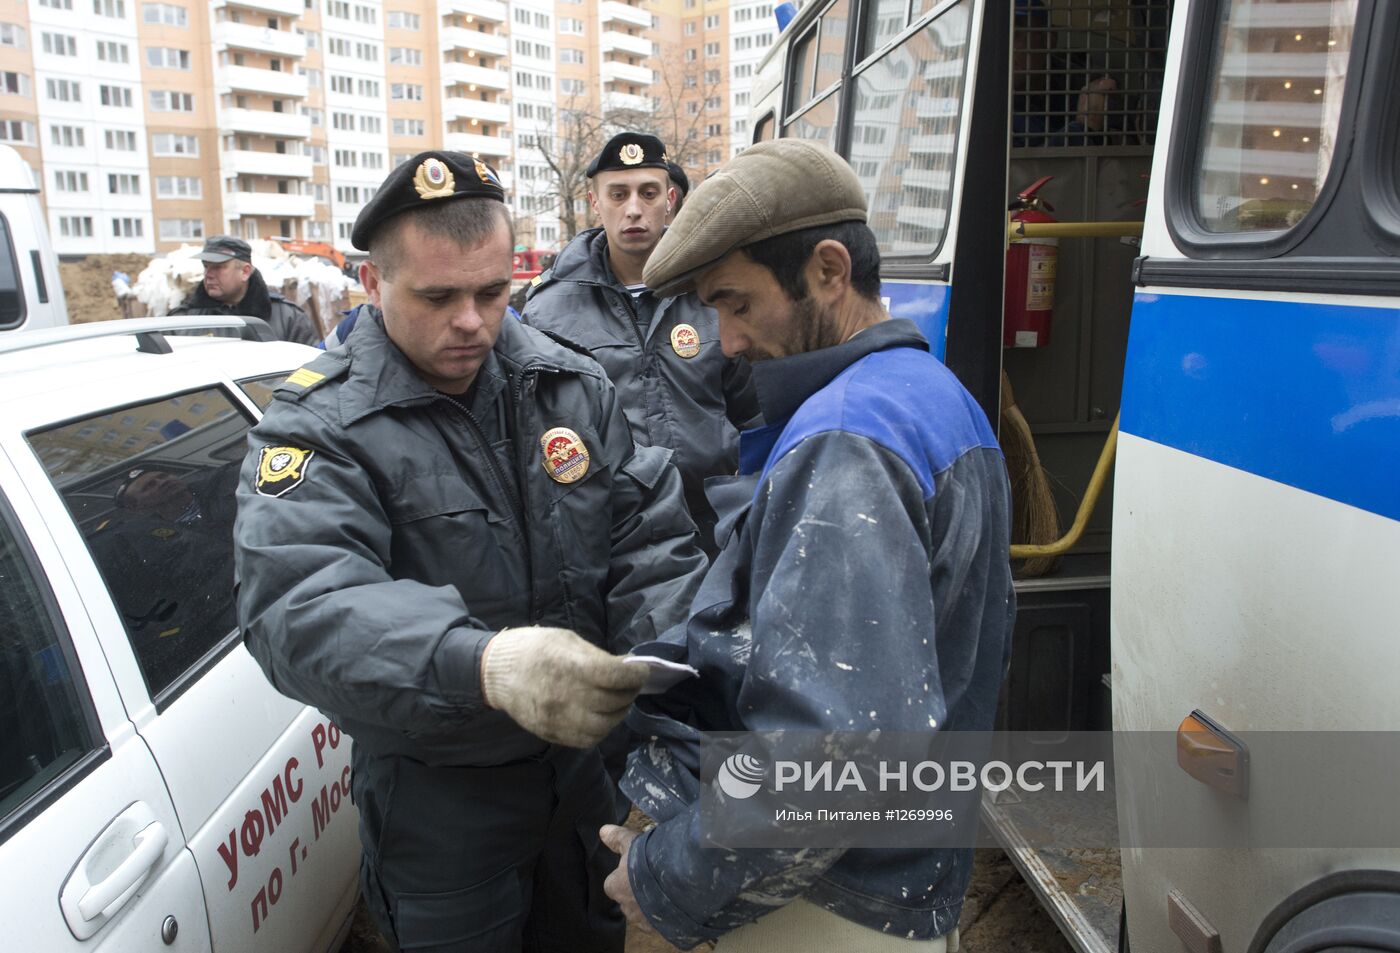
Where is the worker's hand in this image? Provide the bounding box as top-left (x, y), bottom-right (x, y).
top-left (480, 626), bottom-right (648, 748)
top-left (600, 824), bottom-right (652, 932)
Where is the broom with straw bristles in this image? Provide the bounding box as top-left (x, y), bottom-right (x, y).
top-left (999, 370), bottom-right (1061, 576)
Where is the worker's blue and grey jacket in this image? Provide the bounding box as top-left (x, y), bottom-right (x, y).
top-left (233, 311), bottom-right (707, 766)
top-left (522, 228), bottom-right (761, 553)
top-left (619, 319), bottom-right (1016, 948)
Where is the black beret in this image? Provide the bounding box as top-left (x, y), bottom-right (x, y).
top-left (665, 161), bottom-right (691, 197)
top-left (351, 150), bottom-right (506, 250)
top-left (587, 132), bottom-right (670, 178)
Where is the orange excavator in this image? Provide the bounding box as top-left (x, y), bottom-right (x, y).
top-left (266, 236), bottom-right (358, 279)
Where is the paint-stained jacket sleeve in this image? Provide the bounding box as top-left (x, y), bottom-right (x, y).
top-left (627, 431), bottom-right (952, 947)
top-left (235, 401), bottom-right (495, 733)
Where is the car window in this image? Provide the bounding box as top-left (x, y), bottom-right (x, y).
top-left (238, 372), bottom-right (291, 411)
top-left (0, 506), bottom-right (95, 827)
top-left (26, 388), bottom-right (253, 698)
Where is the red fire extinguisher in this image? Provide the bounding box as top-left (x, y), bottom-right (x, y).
top-left (1004, 176), bottom-right (1058, 348)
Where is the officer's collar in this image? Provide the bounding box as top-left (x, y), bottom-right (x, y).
top-left (750, 318), bottom-right (929, 424)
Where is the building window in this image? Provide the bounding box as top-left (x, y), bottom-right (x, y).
top-left (362, 151), bottom-right (383, 169)
top-left (38, 0), bottom-right (73, 9)
top-left (533, 11), bottom-right (549, 29)
top-left (59, 216), bottom-right (94, 237)
top-left (111, 217), bottom-right (143, 238)
top-left (704, 14), bottom-right (719, 28)
top-left (156, 175), bottom-right (201, 198)
top-left (513, 7), bottom-right (529, 25)
top-left (358, 114), bottom-right (381, 134)
top-left (334, 148), bottom-right (357, 167)
top-left (392, 117), bottom-right (425, 136)
top-left (706, 123), bottom-right (722, 137)
top-left (46, 78), bottom-right (81, 102)
top-left (146, 47), bottom-right (191, 70)
top-left (96, 40), bottom-right (129, 62)
top-left (389, 47), bottom-right (422, 65)
top-left (387, 10), bottom-right (420, 30)
top-left (100, 85), bottom-right (133, 108)
top-left (354, 42), bottom-right (379, 61)
top-left (302, 67), bottom-right (321, 87)
top-left (356, 78), bottom-right (380, 97)
top-left (560, 17), bottom-right (584, 35)
top-left (159, 218), bottom-right (203, 240)
top-left (142, 3), bottom-right (186, 26)
top-left (304, 106), bottom-right (323, 126)
top-left (54, 170), bottom-right (89, 192)
top-left (313, 183), bottom-right (327, 202)
top-left (152, 133), bottom-right (198, 156)
top-left (734, 63), bottom-right (753, 79)
top-left (108, 173), bottom-right (140, 194)
top-left (389, 83), bottom-right (423, 101)
top-left (93, 0), bottom-right (124, 14)
top-left (327, 37), bottom-right (350, 56)
top-left (561, 78), bottom-right (585, 95)
top-left (149, 90), bottom-right (194, 111)
top-left (332, 110), bottom-right (353, 130)
top-left (0, 23), bottom-right (25, 48)
top-left (0, 119), bottom-right (35, 143)
top-left (41, 32), bottom-right (77, 56)
top-left (684, 22), bottom-right (696, 36)
top-left (302, 29), bottom-right (318, 49)
top-left (561, 48), bottom-right (584, 65)
top-left (105, 129), bottom-right (137, 151)
top-left (335, 185), bottom-right (359, 203)
top-left (330, 74), bottom-right (352, 94)
top-left (50, 124), bottom-right (84, 148)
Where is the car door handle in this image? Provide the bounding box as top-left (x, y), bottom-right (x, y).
top-left (62, 803), bottom-right (172, 939)
top-left (77, 821), bottom-right (169, 920)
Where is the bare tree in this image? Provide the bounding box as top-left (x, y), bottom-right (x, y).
top-left (533, 95), bottom-right (609, 241)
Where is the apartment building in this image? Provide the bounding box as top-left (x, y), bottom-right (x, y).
top-left (0, 0), bottom-right (780, 256)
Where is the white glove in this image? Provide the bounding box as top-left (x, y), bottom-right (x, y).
top-left (480, 626), bottom-right (648, 748)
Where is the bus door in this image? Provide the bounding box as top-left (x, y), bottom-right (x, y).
top-left (749, 0), bottom-right (1010, 418)
top-left (1115, 0), bottom-right (1400, 950)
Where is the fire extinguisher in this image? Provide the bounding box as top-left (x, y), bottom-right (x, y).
top-left (1004, 176), bottom-right (1058, 348)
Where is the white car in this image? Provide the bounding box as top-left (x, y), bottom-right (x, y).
top-left (0, 317), bottom-right (360, 952)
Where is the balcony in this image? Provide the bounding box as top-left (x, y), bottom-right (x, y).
top-left (442, 62), bottom-right (510, 92)
top-left (223, 150), bottom-right (314, 178)
top-left (441, 27), bottom-right (509, 58)
top-left (600, 0), bottom-right (651, 29)
top-left (221, 107), bottom-right (312, 138)
top-left (224, 191), bottom-right (315, 217)
top-left (443, 97), bottom-right (512, 125)
top-left (220, 65), bottom-right (309, 98)
top-left (908, 133), bottom-right (957, 156)
top-left (901, 167), bottom-right (953, 191)
top-left (600, 30), bottom-right (651, 58)
top-left (213, 22), bottom-right (307, 59)
top-left (444, 132), bottom-right (511, 157)
top-left (441, 0), bottom-right (507, 23)
top-left (211, 0), bottom-right (303, 17)
top-left (603, 91), bottom-right (652, 114)
top-left (601, 60), bottom-right (654, 87)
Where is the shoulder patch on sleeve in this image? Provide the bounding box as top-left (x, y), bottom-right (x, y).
top-left (255, 446), bottom-right (314, 497)
top-left (275, 352), bottom-right (348, 400)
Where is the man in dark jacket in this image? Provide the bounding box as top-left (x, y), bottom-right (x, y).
top-left (523, 133), bottom-right (759, 557)
top-left (170, 235), bottom-right (320, 345)
top-left (234, 151), bottom-right (707, 953)
top-left (597, 140), bottom-right (1015, 951)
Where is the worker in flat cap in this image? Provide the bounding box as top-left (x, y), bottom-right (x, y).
top-left (524, 132), bottom-right (761, 561)
top-left (596, 139), bottom-right (1015, 952)
top-left (170, 235), bottom-right (320, 345)
top-left (234, 149), bottom-right (706, 953)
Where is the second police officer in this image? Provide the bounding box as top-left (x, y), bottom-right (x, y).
top-left (524, 133), bottom-right (761, 556)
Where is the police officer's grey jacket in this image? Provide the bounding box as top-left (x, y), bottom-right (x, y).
top-left (171, 268), bottom-right (320, 347)
top-left (234, 312), bottom-right (707, 766)
top-left (522, 228), bottom-right (760, 551)
top-left (618, 320), bottom-right (1016, 947)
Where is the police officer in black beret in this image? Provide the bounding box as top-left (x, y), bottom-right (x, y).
top-left (234, 150), bottom-right (707, 952)
top-left (523, 133), bottom-right (760, 560)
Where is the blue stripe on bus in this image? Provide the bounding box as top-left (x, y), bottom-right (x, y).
top-left (882, 280), bottom-right (949, 362)
top-left (1122, 292), bottom-right (1400, 522)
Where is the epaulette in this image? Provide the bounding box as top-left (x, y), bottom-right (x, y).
top-left (525, 269), bottom-right (553, 300)
top-left (275, 350), bottom-right (349, 400)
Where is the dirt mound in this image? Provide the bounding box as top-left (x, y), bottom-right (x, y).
top-left (60, 254), bottom-right (153, 324)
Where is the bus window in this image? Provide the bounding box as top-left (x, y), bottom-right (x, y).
top-left (787, 25), bottom-right (819, 115)
top-left (1193, 0), bottom-right (1357, 233)
top-left (849, 0), bottom-right (970, 257)
top-left (786, 93), bottom-right (840, 146)
top-left (0, 214), bottom-right (24, 330)
top-left (753, 112), bottom-right (775, 143)
top-left (815, 0), bottom-right (851, 95)
top-left (861, 0), bottom-right (909, 60)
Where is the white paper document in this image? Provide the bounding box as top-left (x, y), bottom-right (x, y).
top-left (623, 654), bottom-right (699, 695)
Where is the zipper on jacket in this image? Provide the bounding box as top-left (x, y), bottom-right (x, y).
top-left (514, 363), bottom-right (578, 629)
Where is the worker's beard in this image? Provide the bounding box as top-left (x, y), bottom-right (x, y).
top-left (747, 292), bottom-right (832, 362)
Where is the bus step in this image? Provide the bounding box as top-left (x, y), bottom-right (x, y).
top-left (980, 790), bottom-right (1121, 953)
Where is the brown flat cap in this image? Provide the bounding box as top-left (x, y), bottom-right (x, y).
top-left (643, 139), bottom-right (867, 297)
